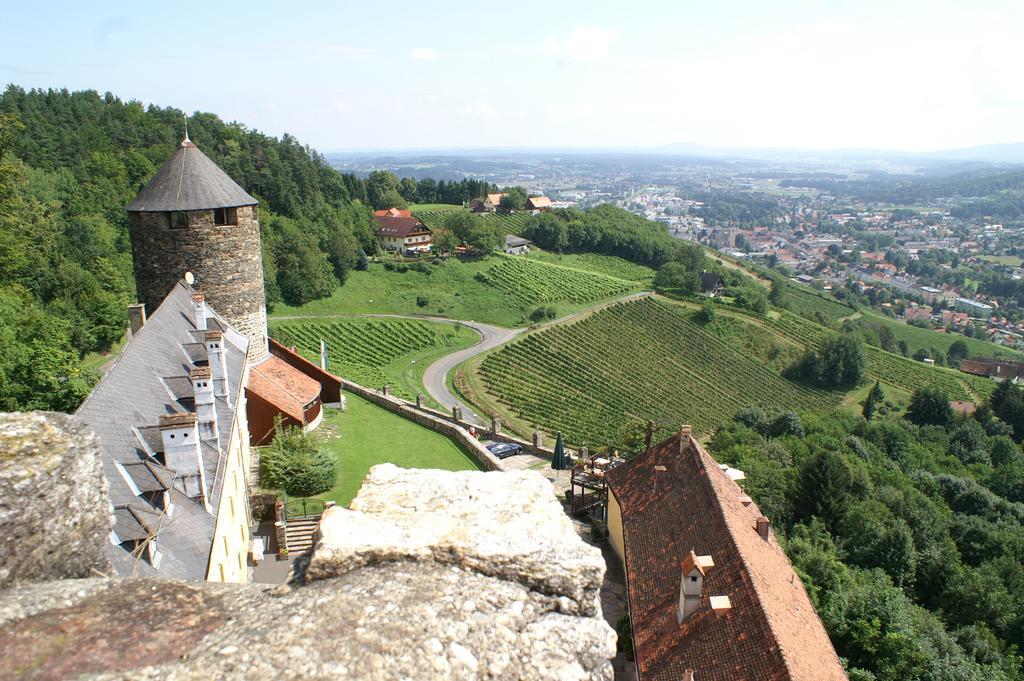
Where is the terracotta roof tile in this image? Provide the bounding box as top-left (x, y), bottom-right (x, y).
top-left (373, 215), bottom-right (431, 238)
top-left (373, 207), bottom-right (412, 218)
top-left (246, 355), bottom-right (321, 422)
top-left (606, 434), bottom-right (847, 681)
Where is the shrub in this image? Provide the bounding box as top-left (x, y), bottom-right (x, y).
top-left (260, 423), bottom-right (337, 498)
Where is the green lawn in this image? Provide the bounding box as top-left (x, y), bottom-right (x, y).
top-left (317, 392), bottom-right (482, 507)
top-left (978, 255), bottom-right (1023, 267)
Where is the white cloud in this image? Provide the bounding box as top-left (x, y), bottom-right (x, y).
top-left (544, 27), bottom-right (618, 61)
top-left (409, 47), bottom-right (437, 61)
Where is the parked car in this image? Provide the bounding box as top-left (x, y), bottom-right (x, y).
top-left (486, 442), bottom-right (524, 459)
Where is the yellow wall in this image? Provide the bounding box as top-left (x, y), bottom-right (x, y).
top-left (608, 489), bottom-right (625, 567)
top-left (206, 372), bottom-right (253, 583)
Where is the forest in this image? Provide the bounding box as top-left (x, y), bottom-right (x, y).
top-left (0, 87), bottom-right (485, 412)
top-left (711, 381), bottom-right (1024, 680)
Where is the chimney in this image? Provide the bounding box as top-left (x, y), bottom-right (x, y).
top-left (192, 293), bottom-right (207, 331)
top-left (189, 366), bottom-right (219, 448)
top-left (756, 516), bottom-right (771, 539)
top-left (678, 550), bottom-right (715, 623)
top-left (710, 595), bottom-right (733, 617)
top-left (158, 413), bottom-right (209, 507)
top-left (127, 304), bottom-right (147, 337)
top-left (679, 425), bottom-right (692, 452)
top-left (205, 331), bottom-right (229, 399)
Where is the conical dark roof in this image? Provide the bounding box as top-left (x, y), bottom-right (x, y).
top-left (127, 139), bottom-right (257, 212)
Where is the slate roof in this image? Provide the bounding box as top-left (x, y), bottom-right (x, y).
top-left (374, 216), bottom-right (431, 238)
top-left (126, 139), bottom-right (257, 212)
top-left (504, 235), bottom-right (532, 249)
top-left (76, 280), bottom-right (249, 580)
top-left (606, 433), bottom-right (847, 681)
top-left (700, 271), bottom-right (725, 292)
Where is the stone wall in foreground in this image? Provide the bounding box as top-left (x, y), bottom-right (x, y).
top-left (0, 412), bottom-right (616, 680)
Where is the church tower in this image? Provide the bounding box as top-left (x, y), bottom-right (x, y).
top-left (127, 137), bottom-right (268, 362)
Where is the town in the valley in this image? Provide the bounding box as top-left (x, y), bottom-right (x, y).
top-left (3, 3), bottom-right (1024, 680)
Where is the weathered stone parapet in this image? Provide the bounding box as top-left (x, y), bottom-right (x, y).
top-left (306, 464), bottom-right (608, 618)
top-left (0, 464), bottom-right (617, 680)
top-left (0, 412), bottom-right (112, 586)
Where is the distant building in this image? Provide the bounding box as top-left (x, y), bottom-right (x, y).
top-left (904, 305), bottom-right (933, 323)
top-left (373, 207), bottom-right (412, 218)
top-left (941, 309), bottom-right (969, 327)
top-left (374, 215), bottom-right (433, 254)
top-left (699, 271), bottom-right (725, 297)
top-left (524, 196), bottom-right (552, 212)
top-left (955, 297), bottom-right (994, 317)
top-left (959, 358), bottom-right (1024, 382)
top-left (470, 193), bottom-right (507, 213)
top-left (503, 235), bottom-right (532, 255)
top-left (605, 429), bottom-right (847, 681)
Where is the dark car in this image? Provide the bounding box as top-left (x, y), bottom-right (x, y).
top-left (486, 442), bottom-right (524, 459)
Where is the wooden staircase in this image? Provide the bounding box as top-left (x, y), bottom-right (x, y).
top-left (284, 516), bottom-right (321, 556)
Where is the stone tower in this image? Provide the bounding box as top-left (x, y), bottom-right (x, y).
top-left (127, 138), bottom-right (268, 362)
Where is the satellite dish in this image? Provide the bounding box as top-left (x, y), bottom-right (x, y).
top-left (184, 271), bottom-right (195, 285)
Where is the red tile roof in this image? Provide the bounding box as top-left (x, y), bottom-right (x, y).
top-left (606, 433), bottom-right (847, 681)
top-left (373, 207), bottom-right (412, 218)
top-left (246, 355), bottom-right (321, 422)
top-left (373, 215), bottom-right (431, 238)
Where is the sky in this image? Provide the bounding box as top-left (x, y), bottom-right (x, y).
top-left (2, 0), bottom-right (1022, 153)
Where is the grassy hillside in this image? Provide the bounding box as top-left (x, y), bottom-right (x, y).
top-left (271, 255), bottom-right (646, 327)
top-left (475, 257), bottom-right (636, 305)
top-left (856, 309), bottom-right (1023, 361)
top-left (270, 317), bottom-right (477, 402)
top-left (458, 294), bottom-right (1002, 447)
top-left (760, 308), bottom-right (996, 402)
top-left (784, 285), bottom-right (857, 323)
top-left (528, 252), bottom-right (655, 284)
top-left (473, 296), bottom-right (843, 445)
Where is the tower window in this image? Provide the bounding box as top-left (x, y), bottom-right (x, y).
top-left (168, 211), bottom-right (188, 230)
top-left (213, 207), bottom-right (238, 226)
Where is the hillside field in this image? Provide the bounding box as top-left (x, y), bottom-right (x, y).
top-left (460, 295), bottom-right (1001, 447)
top-left (412, 208), bottom-right (533, 235)
top-left (784, 285), bottom-right (857, 323)
top-left (472, 296), bottom-right (843, 445)
top-left (856, 309), bottom-right (1023, 361)
top-left (269, 317), bottom-right (478, 402)
top-left (270, 255), bottom-right (647, 327)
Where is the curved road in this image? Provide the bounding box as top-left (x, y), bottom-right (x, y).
top-left (270, 291), bottom-right (651, 424)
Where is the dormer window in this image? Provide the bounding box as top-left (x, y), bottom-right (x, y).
top-left (213, 207), bottom-right (238, 226)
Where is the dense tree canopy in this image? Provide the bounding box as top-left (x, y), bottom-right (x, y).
top-left (0, 86), bottom-right (383, 409)
top-left (711, 401), bottom-right (1024, 680)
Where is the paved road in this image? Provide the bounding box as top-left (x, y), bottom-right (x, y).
top-left (269, 312), bottom-right (522, 425)
top-left (419, 319), bottom-right (522, 424)
top-left (270, 291), bottom-right (652, 424)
